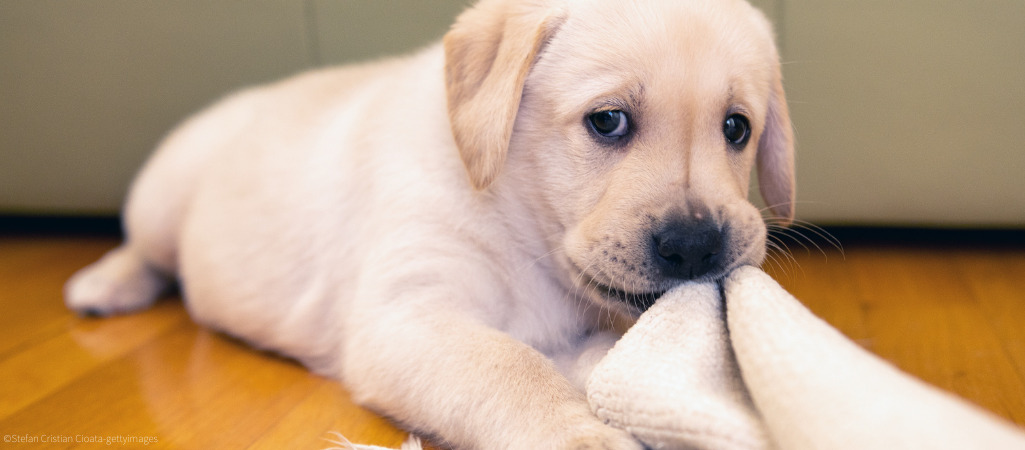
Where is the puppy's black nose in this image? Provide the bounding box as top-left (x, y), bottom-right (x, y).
top-left (652, 220), bottom-right (723, 280)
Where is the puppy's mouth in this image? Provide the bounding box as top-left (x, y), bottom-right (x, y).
top-left (591, 281), bottom-right (666, 312)
top-left (572, 265), bottom-right (668, 313)
top-left (571, 261), bottom-right (737, 313)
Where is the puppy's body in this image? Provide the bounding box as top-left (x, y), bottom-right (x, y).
top-left (67, 0), bottom-right (795, 448)
top-left (134, 50), bottom-right (582, 373)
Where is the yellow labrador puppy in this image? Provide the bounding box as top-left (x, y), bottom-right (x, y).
top-left (66, 0), bottom-right (794, 447)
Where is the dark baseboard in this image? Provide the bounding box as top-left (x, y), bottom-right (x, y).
top-left (777, 225), bottom-right (1025, 249)
top-left (1, 214), bottom-right (1021, 247)
top-left (0, 214), bottom-right (122, 237)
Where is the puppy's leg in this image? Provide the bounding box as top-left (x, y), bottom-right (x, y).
top-left (65, 244), bottom-right (169, 316)
top-left (343, 291), bottom-right (640, 449)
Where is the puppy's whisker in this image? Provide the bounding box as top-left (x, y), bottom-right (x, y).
top-left (764, 238), bottom-right (801, 281)
top-left (761, 247), bottom-right (790, 281)
top-left (765, 237), bottom-right (795, 268)
top-left (510, 240), bottom-right (609, 327)
top-left (780, 59), bottom-right (810, 66)
top-left (577, 257), bottom-right (630, 329)
top-left (603, 272), bottom-right (619, 326)
top-left (759, 208), bottom-right (844, 261)
top-left (764, 238), bottom-right (788, 268)
top-left (787, 219), bottom-right (844, 257)
top-left (768, 222), bottom-right (843, 261)
top-left (515, 245), bottom-right (563, 274)
top-left (567, 255), bottom-right (605, 322)
top-left (757, 201), bottom-right (792, 216)
top-left (761, 250), bottom-right (783, 276)
top-left (767, 225), bottom-right (814, 257)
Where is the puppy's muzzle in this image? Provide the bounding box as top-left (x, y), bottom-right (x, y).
top-left (652, 217), bottom-right (723, 281)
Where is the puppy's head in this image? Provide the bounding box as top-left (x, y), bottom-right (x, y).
top-left (445, 0), bottom-right (795, 313)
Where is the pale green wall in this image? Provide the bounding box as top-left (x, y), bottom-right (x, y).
top-left (2, 1), bottom-right (1023, 227)
top-left (779, 1), bottom-right (1025, 227)
top-left (0, 0), bottom-right (467, 215)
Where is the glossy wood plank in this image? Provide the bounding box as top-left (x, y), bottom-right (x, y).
top-left (2, 234), bottom-right (1023, 450)
top-left (0, 301), bottom-right (187, 420)
top-left (0, 237), bottom-right (117, 357)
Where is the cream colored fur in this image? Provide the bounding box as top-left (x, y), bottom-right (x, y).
top-left (65, 0), bottom-right (794, 448)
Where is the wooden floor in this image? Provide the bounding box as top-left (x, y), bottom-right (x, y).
top-left (1, 231), bottom-right (1024, 449)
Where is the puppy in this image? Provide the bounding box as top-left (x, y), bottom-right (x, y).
top-left (66, 0), bottom-right (794, 448)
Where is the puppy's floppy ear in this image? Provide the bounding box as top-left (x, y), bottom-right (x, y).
top-left (756, 74), bottom-right (796, 224)
top-left (444, 1), bottom-right (564, 190)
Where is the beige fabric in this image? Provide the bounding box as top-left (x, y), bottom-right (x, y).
top-left (587, 266), bottom-right (1025, 449)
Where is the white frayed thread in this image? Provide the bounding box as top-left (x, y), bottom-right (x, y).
top-left (323, 432), bottom-right (424, 450)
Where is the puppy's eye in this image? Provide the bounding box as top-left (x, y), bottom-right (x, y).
top-left (723, 114), bottom-right (751, 147)
top-left (588, 110), bottom-right (630, 139)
